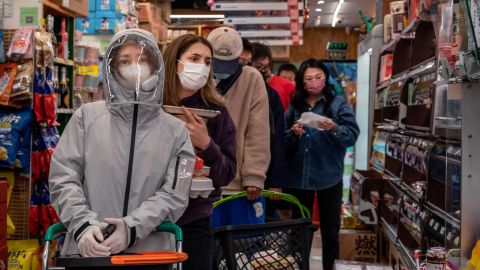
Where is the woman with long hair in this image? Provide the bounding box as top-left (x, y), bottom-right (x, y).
top-left (285, 58), bottom-right (359, 270)
top-left (163, 34), bottom-right (237, 269)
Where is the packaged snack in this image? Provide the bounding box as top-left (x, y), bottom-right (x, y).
top-left (34, 30), bottom-right (54, 69)
top-left (11, 62), bottom-right (33, 98)
top-left (0, 64), bottom-right (17, 106)
top-left (7, 239), bottom-right (41, 270)
top-left (0, 109), bottom-right (33, 168)
top-left (7, 28), bottom-right (34, 60)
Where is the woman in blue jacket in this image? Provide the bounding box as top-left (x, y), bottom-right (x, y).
top-left (285, 58), bottom-right (359, 270)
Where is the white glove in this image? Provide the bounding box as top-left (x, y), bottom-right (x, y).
top-left (77, 226), bottom-right (111, 257)
top-left (103, 218), bottom-right (129, 254)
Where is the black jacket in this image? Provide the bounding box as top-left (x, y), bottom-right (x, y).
top-left (265, 85), bottom-right (287, 188)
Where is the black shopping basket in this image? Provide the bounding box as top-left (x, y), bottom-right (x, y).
top-left (213, 191), bottom-right (317, 270)
top-left (42, 221), bottom-right (188, 270)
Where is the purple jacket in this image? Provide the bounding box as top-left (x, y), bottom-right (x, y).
top-left (176, 92), bottom-right (237, 226)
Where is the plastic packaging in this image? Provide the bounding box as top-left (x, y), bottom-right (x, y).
top-left (297, 112), bottom-right (328, 130)
top-left (190, 177), bottom-right (214, 199)
top-left (6, 239), bottom-right (41, 270)
top-left (438, 3), bottom-right (453, 62)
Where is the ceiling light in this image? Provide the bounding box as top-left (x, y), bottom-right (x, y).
top-left (317, 0), bottom-right (325, 3)
top-left (315, 8), bottom-right (322, 11)
top-left (331, 0), bottom-right (344, 27)
top-left (170, 14), bottom-right (225, 19)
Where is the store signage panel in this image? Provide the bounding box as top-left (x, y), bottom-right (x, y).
top-left (211, 2), bottom-right (304, 11)
top-left (224, 16), bottom-right (304, 25)
top-left (238, 30), bottom-right (304, 38)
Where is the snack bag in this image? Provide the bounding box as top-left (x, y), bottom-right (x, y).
top-left (0, 109), bottom-right (33, 169)
top-left (7, 28), bottom-right (34, 60)
top-left (0, 63), bottom-right (17, 106)
top-left (7, 240), bottom-right (41, 270)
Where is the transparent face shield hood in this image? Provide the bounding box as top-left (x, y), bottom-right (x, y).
top-left (104, 33), bottom-right (164, 106)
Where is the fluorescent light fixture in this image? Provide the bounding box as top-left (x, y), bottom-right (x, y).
top-left (315, 8), bottom-right (322, 11)
top-left (331, 0), bottom-right (344, 27)
top-left (317, 0), bottom-right (325, 3)
top-left (170, 14), bottom-right (225, 19)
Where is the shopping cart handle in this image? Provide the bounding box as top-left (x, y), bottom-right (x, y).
top-left (45, 222), bottom-right (67, 242)
top-left (45, 221), bottom-right (182, 242)
top-left (156, 221), bottom-right (183, 242)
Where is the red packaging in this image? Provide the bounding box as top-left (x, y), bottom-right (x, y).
top-left (194, 156), bottom-right (204, 171)
top-left (46, 204), bottom-right (59, 224)
top-left (29, 204), bottom-right (39, 238)
top-left (40, 204), bottom-right (52, 236)
top-left (43, 94), bottom-right (57, 127)
top-left (31, 151), bottom-right (40, 182)
top-left (34, 93), bottom-right (45, 122)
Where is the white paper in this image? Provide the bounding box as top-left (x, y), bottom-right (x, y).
top-left (297, 112), bottom-right (328, 130)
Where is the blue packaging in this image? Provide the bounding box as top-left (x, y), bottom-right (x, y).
top-left (89, 0), bottom-right (96, 11)
top-left (95, 11), bottom-right (123, 19)
top-left (212, 196), bottom-right (266, 228)
top-left (0, 108), bottom-right (33, 169)
top-left (96, 0), bottom-right (116, 11)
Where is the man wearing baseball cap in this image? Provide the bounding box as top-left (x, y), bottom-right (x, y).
top-left (208, 27), bottom-right (271, 226)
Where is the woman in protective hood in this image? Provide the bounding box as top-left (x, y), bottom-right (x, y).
top-left (49, 29), bottom-right (195, 257)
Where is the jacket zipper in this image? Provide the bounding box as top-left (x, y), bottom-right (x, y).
top-left (123, 104), bottom-right (138, 216)
top-left (172, 156), bottom-right (180, 189)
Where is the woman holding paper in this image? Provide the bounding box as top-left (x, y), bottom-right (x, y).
top-left (284, 58), bottom-right (359, 270)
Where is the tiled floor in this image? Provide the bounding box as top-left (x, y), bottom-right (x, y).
top-left (310, 230), bottom-right (324, 270)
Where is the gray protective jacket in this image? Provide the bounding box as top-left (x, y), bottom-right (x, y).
top-left (49, 29), bottom-right (195, 255)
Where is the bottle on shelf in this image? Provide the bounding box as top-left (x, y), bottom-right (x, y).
top-left (47, 15), bottom-right (57, 58)
top-left (59, 66), bottom-right (70, 108)
top-left (57, 18), bottom-right (69, 60)
top-left (53, 66), bottom-right (60, 108)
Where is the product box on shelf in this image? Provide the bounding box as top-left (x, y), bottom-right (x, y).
top-left (139, 22), bottom-right (168, 43)
top-left (95, 11), bottom-right (124, 19)
top-left (350, 170), bottom-right (385, 225)
top-left (50, 0), bottom-right (89, 17)
top-left (379, 54), bottom-right (393, 83)
top-left (339, 229), bottom-right (378, 263)
top-left (96, 0), bottom-right (117, 11)
top-left (405, 72), bottom-right (435, 131)
top-left (380, 180), bottom-right (401, 226)
top-left (93, 15), bottom-right (127, 34)
top-left (385, 133), bottom-right (409, 178)
top-left (137, 2), bottom-right (162, 24)
top-left (75, 13), bottom-right (96, 35)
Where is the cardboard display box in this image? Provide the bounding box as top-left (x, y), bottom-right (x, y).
top-left (49, 0), bottom-right (89, 17)
top-left (339, 229), bottom-right (377, 263)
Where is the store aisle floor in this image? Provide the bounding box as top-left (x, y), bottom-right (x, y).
top-left (310, 230), bottom-right (323, 269)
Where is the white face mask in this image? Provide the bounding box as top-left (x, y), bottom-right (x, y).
top-left (117, 63), bottom-right (152, 91)
top-left (177, 60), bottom-right (210, 92)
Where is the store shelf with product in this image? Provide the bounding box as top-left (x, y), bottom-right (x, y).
top-left (355, 1), bottom-right (480, 267)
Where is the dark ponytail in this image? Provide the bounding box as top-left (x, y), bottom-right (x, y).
top-left (291, 59), bottom-right (335, 118)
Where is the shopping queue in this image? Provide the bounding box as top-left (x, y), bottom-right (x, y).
top-left (48, 26), bottom-right (359, 270)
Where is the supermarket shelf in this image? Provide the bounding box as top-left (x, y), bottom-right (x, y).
top-left (381, 18), bottom-right (421, 54)
top-left (426, 203), bottom-right (461, 229)
top-left (56, 108), bottom-right (75, 114)
top-left (54, 57), bottom-right (75, 67)
top-left (42, 0), bottom-right (86, 18)
top-left (408, 58), bottom-right (436, 78)
top-left (396, 238), bottom-right (418, 270)
top-left (379, 218), bottom-right (398, 243)
top-left (400, 182), bottom-right (423, 204)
